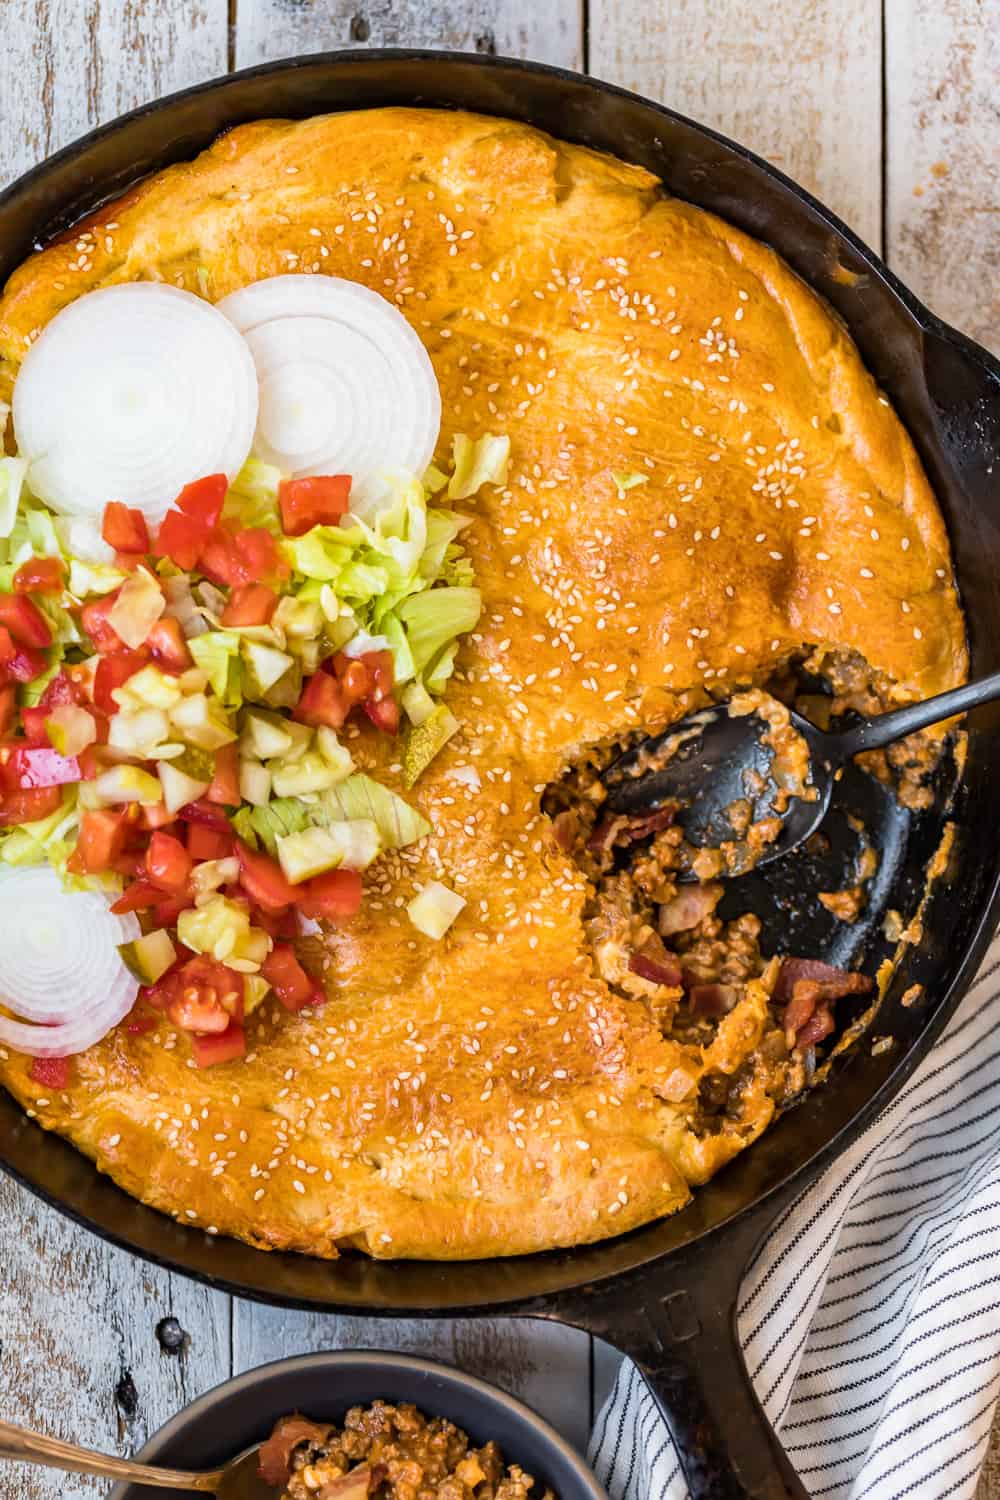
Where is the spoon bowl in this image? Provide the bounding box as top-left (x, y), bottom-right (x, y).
top-left (602, 667), bottom-right (1000, 876)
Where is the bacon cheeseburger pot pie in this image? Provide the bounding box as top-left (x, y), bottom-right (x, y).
top-left (0, 107), bottom-right (967, 1262)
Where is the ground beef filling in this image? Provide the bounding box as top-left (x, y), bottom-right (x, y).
top-left (544, 651), bottom-right (942, 1129)
top-left (261, 1404), bottom-right (555, 1500)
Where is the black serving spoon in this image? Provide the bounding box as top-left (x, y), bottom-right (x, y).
top-left (601, 669), bottom-right (1000, 876)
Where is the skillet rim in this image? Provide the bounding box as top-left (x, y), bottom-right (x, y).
top-left (1, 47), bottom-right (999, 1313)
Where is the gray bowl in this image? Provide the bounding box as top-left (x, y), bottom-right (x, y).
top-left (110, 1350), bottom-right (606, 1500)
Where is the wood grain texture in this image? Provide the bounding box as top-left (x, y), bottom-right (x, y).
top-left (0, 0), bottom-right (228, 192)
top-left (886, 0), bottom-right (1000, 354)
top-left (588, 0), bottom-right (883, 249)
top-left (0, 1172), bottom-right (231, 1500)
top-left (233, 1309), bottom-right (593, 1453)
top-left (233, 0), bottom-right (583, 70)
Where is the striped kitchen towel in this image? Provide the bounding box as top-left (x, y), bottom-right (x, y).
top-left (589, 932), bottom-right (1000, 1500)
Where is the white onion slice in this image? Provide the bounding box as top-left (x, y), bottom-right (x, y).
top-left (216, 275), bottom-right (441, 514)
top-left (0, 866), bottom-right (140, 1057)
top-left (13, 284), bottom-right (259, 526)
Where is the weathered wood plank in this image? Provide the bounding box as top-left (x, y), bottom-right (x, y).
top-left (0, 8), bottom-right (233, 1495)
top-left (588, 0), bottom-right (883, 250)
top-left (885, 0), bottom-right (1000, 355)
top-left (0, 1172), bottom-right (231, 1500)
top-left (232, 1306), bottom-right (593, 1454)
top-left (233, 0), bottom-right (583, 71)
top-left (0, 0), bottom-right (228, 193)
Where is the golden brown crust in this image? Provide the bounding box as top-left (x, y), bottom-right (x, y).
top-left (0, 108), bottom-right (966, 1258)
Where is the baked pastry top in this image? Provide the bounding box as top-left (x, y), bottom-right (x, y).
top-left (0, 108), bottom-right (965, 1258)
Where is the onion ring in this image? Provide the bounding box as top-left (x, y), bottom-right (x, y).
top-left (216, 275), bottom-right (441, 513)
top-left (0, 866), bottom-right (140, 1057)
top-left (13, 284), bottom-right (258, 526)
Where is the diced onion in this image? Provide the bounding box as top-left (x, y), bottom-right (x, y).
top-left (216, 275), bottom-right (441, 514)
top-left (0, 866), bottom-right (139, 1057)
top-left (12, 284), bottom-right (259, 525)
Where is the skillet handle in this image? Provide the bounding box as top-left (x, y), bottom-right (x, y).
top-left (529, 1184), bottom-right (810, 1499)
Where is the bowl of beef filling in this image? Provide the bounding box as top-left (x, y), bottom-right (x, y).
top-left (108, 1351), bottom-right (604, 1500)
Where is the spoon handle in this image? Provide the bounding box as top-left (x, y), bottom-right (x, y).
top-left (0, 1418), bottom-right (222, 1491)
top-left (832, 668), bottom-right (1000, 761)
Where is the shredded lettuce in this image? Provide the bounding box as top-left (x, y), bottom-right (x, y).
top-left (397, 586), bottom-right (481, 675)
top-left (448, 433), bottom-right (510, 501)
top-left (226, 458), bottom-right (282, 530)
top-left (240, 775), bottom-right (429, 857)
top-left (0, 791), bottom-right (79, 872)
top-left (0, 457), bottom-right (27, 539)
top-left (611, 470), bottom-right (649, 496)
top-left (189, 631), bottom-right (242, 705)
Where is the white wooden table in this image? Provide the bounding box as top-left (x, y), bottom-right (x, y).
top-left (0, 2), bottom-right (998, 1496)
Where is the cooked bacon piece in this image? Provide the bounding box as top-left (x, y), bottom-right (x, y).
top-left (629, 932), bottom-right (682, 987)
top-left (689, 982), bottom-right (740, 1019)
top-left (318, 1468), bottom-right (373, 1500)
top-left (776, 958), bottom-right (873, 1051)
top-left (258, 1415), bottom-right (331, 1487)
top-left (658, 881), bottom-right (723, 936)
top-left (587, 803), bottom-right (677, 855)
top-left (772, 957), bottom-right (865, 1006)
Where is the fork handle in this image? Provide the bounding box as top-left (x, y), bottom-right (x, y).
top-left (0, 1418), bottom-right (221, 1491)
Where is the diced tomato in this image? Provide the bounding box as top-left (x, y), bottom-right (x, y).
top-left (298, 868), bottom-right (363, 922)
top-left (169, 955), bottom-right (244, 1038)
top-left (236, 527), bottom-right (286, 581)
top-left (363, 694), bottom-right (400, 735)
top-left (0, 683), bottom-right (16, 737)
top-left (14, 556), bottom-right (65, 594)
top-left (191, 1022), bottom-right (246, 1068)
top-left (139, 800), bottom-right (176, 831)
top-left (252, 904), bottom-right (301, 941)
top-left (365, 649), bottom-right (395, 699)
top-left (206, 743), bottom-right (240, 806)
top-left (3, 746), bottom-right (82, 788)
top-left (73, 809), bottom-right (129, 874)
top-left (293, 670), bottom-right (347, 729)
top-left (185, 823), bottom-right (232, 862)
top-left (0, 626), bottom-right (13, 670)
top-left (127, 1012), bottom-right (158, 1036)
top-left (155, 508), bottom-right (205, 572)
top-left (76, 744), bottom-right (104, 782)
top-left (176, 474), bottom-right (227, 529)
top-left (93, 650), bottom-right (147, 713)
top-left (278, 475), bottom-right (351, 536)
top-left (328, 653), bottom-right (373, 708)
top-left (221, 582), bottom-right (278, 627)
top-left (0, 785), bottom-right (63, 827)
top-left (29, 1056), bottom-right (70, 1089)
top-left (80, 594), bottom-right (124, 654)
top-left (261, 944), bottom-right (314, 1011)
top-left (177, 798), bottom-right (231, 831)
top-left (235, 840), bottom-right (298, 913)
top-left (19, 706), bottom-right (51, 743)
top-left (5, 644), bottom-right (48, 684)
top-left (102, 502), bottom-right (150, 554)
top-left (154, 894), bottom-right (193, 927)
top-left (0, 593), bottom-right (52, 648)
top-left (109, 848), bottom-right (146, 879)
top-left (145, 830), bottom-right (192, 892)
top-left (146, 617), bottom-right (193, 671)
top-left (111, 880), bottom-right (162, 914)
top-left (37, 670), bottom-right (84, 710)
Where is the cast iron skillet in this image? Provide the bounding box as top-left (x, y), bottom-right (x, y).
top-left (2, 51), bottom-right (999, 1500)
